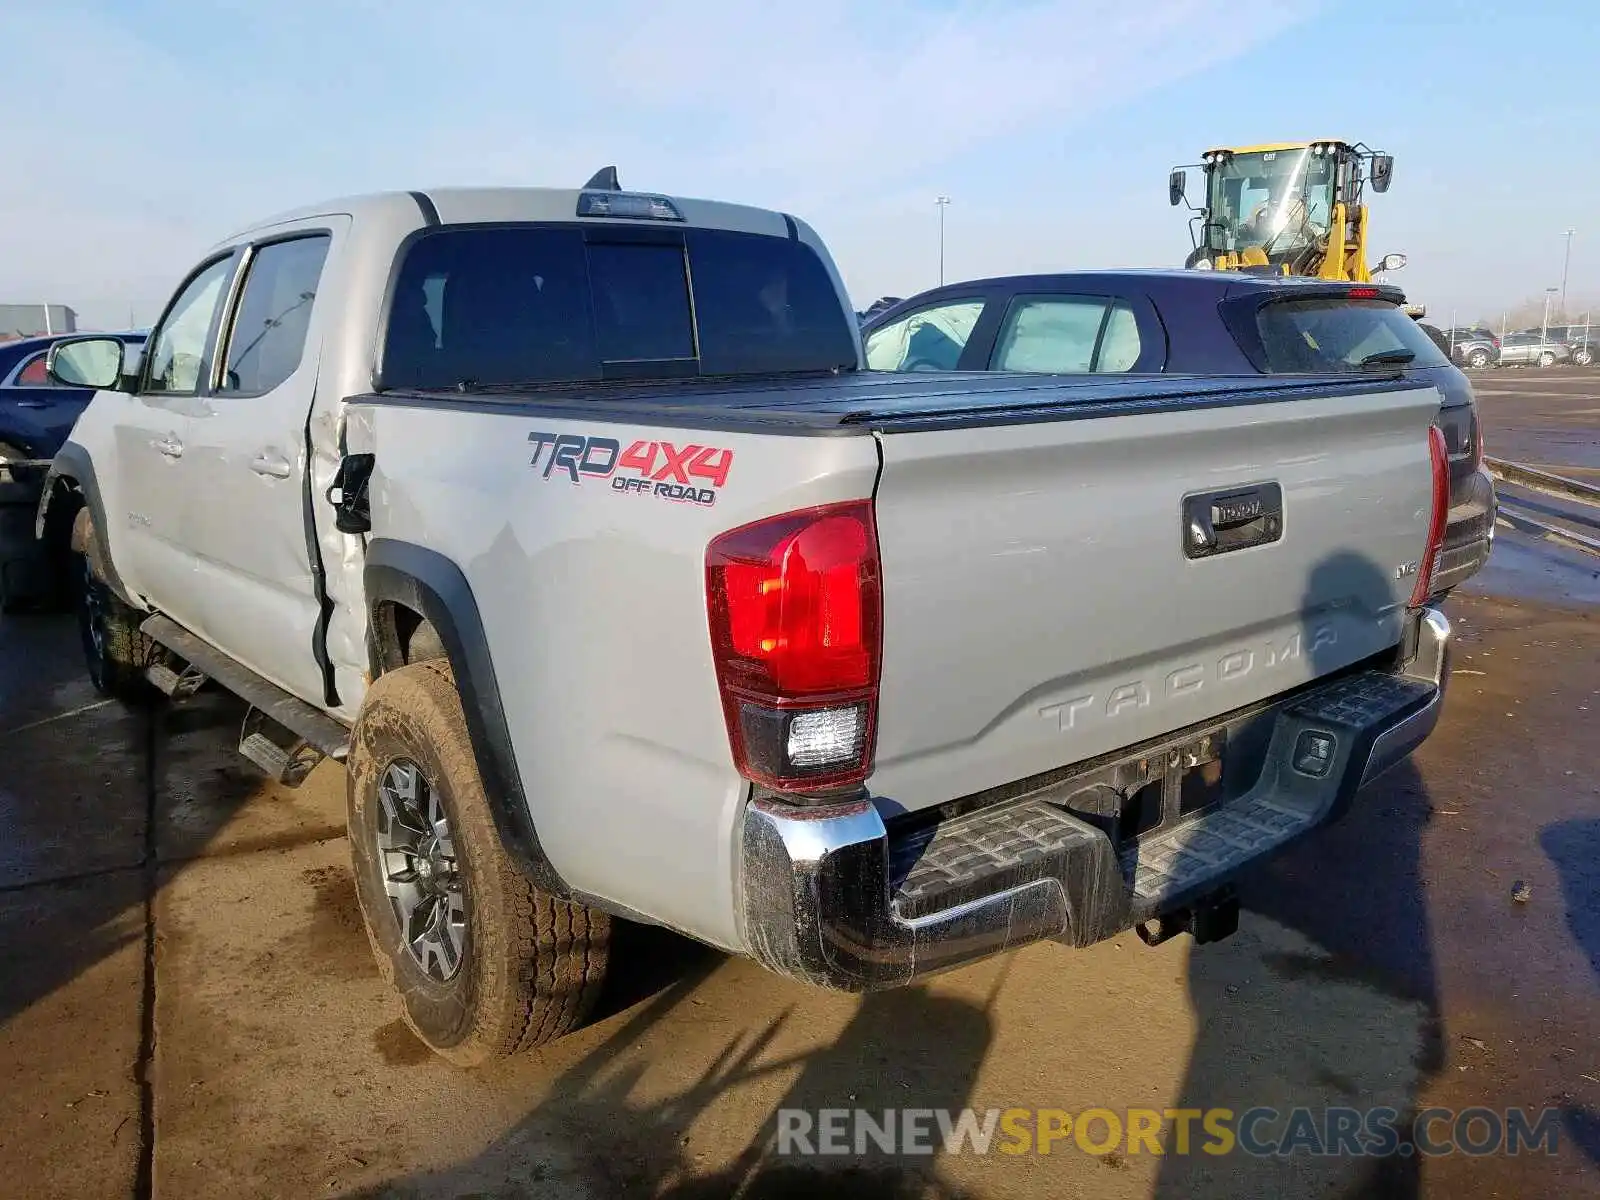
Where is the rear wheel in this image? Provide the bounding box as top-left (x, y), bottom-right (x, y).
top-left (76, 556), bottom-right (155, 701)
top-left (346, 659), bottom-right (609, 1066)
top-left (1467, 348), bottom-right (1490, 369)
top-left (1538, 351), bottom-right (1556, 368)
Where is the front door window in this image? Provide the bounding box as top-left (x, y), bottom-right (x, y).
top-left (145, 258), bottom-right (233, 394)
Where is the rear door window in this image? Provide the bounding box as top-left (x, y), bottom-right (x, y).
top-left (379, 224), bottom-right (856, 390)
top-left (1097, 303), bottom-right (1142, 371)
top-left (1254, 298), bottom-right (1451, 372)
top-left (991, 296), bottom-right (1142, 373)
top-left (219, 235), bottom-right (331, 395)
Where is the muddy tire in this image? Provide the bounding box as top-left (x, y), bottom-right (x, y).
top-left (346, 660), bottom-right (609, 1066)
top-left (1467, 348), bottom-right (1490, 369)
top-left (76, 555), bottom-right (155, 701)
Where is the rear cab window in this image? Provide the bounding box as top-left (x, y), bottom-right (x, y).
top-left (379, 224), bottom-right (857, 390)
top-left (1252, 297), bottom-right (1451, 373)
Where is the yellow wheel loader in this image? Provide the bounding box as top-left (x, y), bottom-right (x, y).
top-left (1168, 140), bottom-right (1408, 285)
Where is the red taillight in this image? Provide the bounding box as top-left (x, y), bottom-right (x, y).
top-left (1411, 424), bottom-right (1450, 607)
top-left (1346, 286), bottom-right (1379, 299)
top-left (706, 500), bottom-right (882, 792)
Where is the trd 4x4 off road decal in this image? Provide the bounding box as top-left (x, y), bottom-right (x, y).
top-left (527, 432), bottom-right (733, 506)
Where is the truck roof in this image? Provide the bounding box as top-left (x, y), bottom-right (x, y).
top-left (217, 186), bottom-right (802, 248)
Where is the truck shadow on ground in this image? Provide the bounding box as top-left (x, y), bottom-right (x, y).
top-left (1540, 818), bottom-right (1600, 991)
top-left (1153, 551), bottom-right (1444, 1199)
top-left (0, 612), bottom-right (308, 1035)
top-left (1154, 755), bottom-right (1441, 1199)
top-left (354, 922), bottom-right (995, 1198)
top-left (1540, 817), bottom-right (1600, 1168)
top-left (0, 610), bottom-right (152, 1038)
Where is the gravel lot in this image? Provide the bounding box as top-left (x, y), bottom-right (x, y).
top-left (1, 371), bottom-right (1596, 1199)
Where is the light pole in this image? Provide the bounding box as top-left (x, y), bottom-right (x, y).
top-left (1561, 229), bottom-right (1575, 319)
top-left (1541, 286), bottom-right (1559, 360)
top-left (935, 196), bottom-right (951, 286)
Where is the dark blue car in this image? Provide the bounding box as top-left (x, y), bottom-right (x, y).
top-left (860, 271), bottom-right (1494, 597)
top-left (0, 331), bottom-right (146, 609)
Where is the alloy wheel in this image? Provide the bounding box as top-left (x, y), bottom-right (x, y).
top-left (79, 559), bottom-right (109, 686)
top-left (377, 759), bottom-right (467, 982)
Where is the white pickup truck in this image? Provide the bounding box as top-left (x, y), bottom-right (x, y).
top-left (40, 175), bottom-right (1454, 1066)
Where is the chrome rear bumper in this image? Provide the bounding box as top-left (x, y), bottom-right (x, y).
top-left (737, 607), bottom-right (1452, 991)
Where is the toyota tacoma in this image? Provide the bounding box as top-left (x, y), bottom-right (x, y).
top-left (38, 173), bottom-right (1454, 1065)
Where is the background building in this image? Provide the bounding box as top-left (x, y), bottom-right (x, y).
top-left (0, 304), bottom-right (78, 340)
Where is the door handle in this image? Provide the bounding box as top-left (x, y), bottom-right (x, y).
top-left (251, 452), bottom-right (292, 479)
top-left (14, 399), bottom-right (47, 409)
top-left (153, 435), bottom-right (183, 459)
top-left (1182, 483), bottom-right (1284, 559)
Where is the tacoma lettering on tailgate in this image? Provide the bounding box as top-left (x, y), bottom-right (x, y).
top-left (527, 432), bottom-right (734, 506)
top-left (1038, 625), bottom-right (1338, 732)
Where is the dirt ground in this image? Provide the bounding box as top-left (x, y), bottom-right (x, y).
top-left (1, 372), bottom-right (1596, 1200)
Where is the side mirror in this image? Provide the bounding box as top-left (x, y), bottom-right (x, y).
top-left (1377, 252), bottom-right (1408, 273)
top-left (1370, 154), bottom-right (1394, 193)
top-left (1168, 169), bottom-right (1187, 207)
top-left (46, 337), bottom-right (128, 391)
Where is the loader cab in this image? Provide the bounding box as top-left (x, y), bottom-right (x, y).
top-left (1173, 140), bottom-right (1394, 282)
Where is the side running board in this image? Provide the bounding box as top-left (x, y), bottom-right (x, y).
top-left (140, 615), bottom-right (351, 785)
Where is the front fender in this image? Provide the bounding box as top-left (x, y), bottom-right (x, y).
top-left (34, 441), bottom-right (139, 608)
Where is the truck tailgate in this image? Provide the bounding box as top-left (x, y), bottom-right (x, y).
top-left (867, 380), bottom-right (1443, 811)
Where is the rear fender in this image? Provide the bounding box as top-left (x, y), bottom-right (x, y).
top-left (363, 538), bottom-right (570, 897)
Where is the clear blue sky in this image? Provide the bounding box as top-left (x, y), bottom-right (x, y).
top-left (2, 0), bottom-right (1591, 329)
